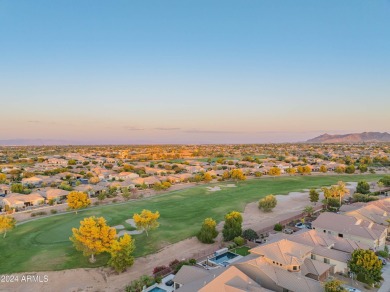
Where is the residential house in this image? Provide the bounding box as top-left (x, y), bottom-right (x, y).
top-left (0, 184), bottom-right (10, 196)
top-left (269, 229), bottom-right (369, 274)
top-left (1, 193), bottom-right (45, 209)
top-left (340, 198), bottom-right (390, 230)
top-left (312, 212), bottom-right (387, 250)
top-left (21, 176), bottom-right (43, 187)
top-left (40, 189), bottom-right (69, 202)
top-left (109, 172), bottom-right (139, 181)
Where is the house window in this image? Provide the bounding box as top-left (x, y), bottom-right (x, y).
top-left (311, 254), bottom-right (316, 260)
top-left (338, 233), bottom-right (343, 238)
top-left (324, 258), bottom-right (330, 264)
top-left (293, 266), bottom-right (298, 271)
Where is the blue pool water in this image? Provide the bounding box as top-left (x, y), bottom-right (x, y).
top-left (209, 251), bottom-right (238, 264)
top-left (148, 287), bottom-right (167, 292)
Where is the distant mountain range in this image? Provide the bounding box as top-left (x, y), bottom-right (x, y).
top-left (306, 132), bottom-right (390, 143)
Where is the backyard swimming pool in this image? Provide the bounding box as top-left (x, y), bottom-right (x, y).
top-left (148, 287), bottom-right (167, 292)
top-left (209, 251), bottom-right (239, 265)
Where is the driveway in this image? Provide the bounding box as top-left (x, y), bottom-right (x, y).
top-left (378, 264), bottom-right (390, 292)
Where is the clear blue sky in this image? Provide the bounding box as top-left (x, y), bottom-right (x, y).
top-left (1, 0), bottom-right (389, 144)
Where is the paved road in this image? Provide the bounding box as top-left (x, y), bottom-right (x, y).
top-left (379, 264), bottom-right (390, 292)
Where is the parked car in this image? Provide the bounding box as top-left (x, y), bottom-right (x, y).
top-left (165, 280), bottom-right (174, 286)
top-left (305, 222), bottom-right (312, 229)
top-left (295, 222), bottom-right (306, 229)
top-left (342, 285), bottom-right (361, 292)
top-left (283, 228), bottom-right (294, 234)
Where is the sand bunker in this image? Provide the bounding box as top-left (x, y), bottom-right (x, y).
top-left (116, 219), bottom-right (144, 236)
top-left (206, 186), bottom-right (222, 192)
top-left (225, 184), bottom-right (237, 188)
top-left (117, 230), bottom-right (143, 237)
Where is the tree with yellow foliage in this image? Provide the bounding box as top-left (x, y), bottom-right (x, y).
top-left (203, 172), bottom-right (212, 183)
top-left (258, 195), bottom-right (277, 212)
top-left (0, 173), bottom-right (7, 183)
top-left (320, 165), bottom-right (327, 173)
top-left (0, 215), bottom-right (16, 238)
top-left (268, 167), bottom-right (281, 176)
top-left (348, 249), bottom-right (382, 283)
top-left (70, 216), bottom-right (116, 262)
top-left (67, 191), bottom-right (91, 214)
top-left (286, 167), bottom-right (296, 175)
top-left (197, 218), bottom-right (218, 243)
top-left (133, 209), bottom-right (160, 237)
top-left (108, 233), bottom-right (136, 273)
top-left (230, 169), bottom-right (246, 182)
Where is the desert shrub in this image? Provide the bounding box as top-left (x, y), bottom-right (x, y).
top-left (50, 209), bottom-right (58, 214)
top-left (228, 243), bottom-right (237, 249)
top-left (377, 250), bottom-right (389, 258)
top-left (152, 265), bottom-right (170, 276)
top-left (233, 236), bottom-right (245, 246)
top-left (353, 193), bottom-right (378, 203)
top-left (242, 229), bottom-right (259, 241)
top-left (274, 223), bottom-right (283, 231)
top-left (189, 258), bottom-right (196, 265)
top-left (31, 211), bottom-right (47, 217)
top-left (169, 259), bottom-right (180, 269)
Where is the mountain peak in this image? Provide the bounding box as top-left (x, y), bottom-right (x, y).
top-left (306, 132), bottom-right (390, 143)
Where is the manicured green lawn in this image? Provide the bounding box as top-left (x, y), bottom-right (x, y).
top-left (232, 246), bottom-right (251, 256)
top-left (0, 174), bottom-right (382, 273)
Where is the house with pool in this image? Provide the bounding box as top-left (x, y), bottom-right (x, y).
top-left (173, 240), bottom-right (327, 292)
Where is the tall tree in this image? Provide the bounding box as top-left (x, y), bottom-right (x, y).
top-left (222, 211), bottom-right (242, 241)
top-left (67, 191), bottom-right (91, 214)
top-left (0, 216), bottom-right (16, 238)
top-left (70, 216), bottom-right (117, 262)
top-left (197, 218), bottom-right (218, 244)
top-left (133, 209), bottom-right (160, 237)
top-left (108, 234), bottom-right (136, 273)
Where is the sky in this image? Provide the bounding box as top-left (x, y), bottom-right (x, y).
top-left (0, 0), bottom-right (389, 144)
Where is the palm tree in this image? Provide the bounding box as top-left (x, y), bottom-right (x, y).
top-left (303, 205), bottom-right (314, 217)
top-left (335, 181), bottom-right (349, 206)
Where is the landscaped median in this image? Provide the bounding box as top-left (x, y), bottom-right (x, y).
top-left (0, 174), bottom-right (382, 273)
